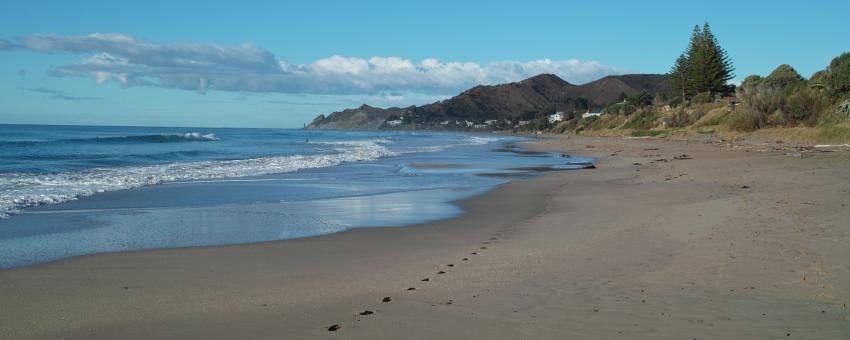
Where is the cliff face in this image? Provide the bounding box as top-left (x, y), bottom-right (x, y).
top-left (306, 104), bottom-right (408, 130)
top-left (307, 73), bottom-right (668, 130)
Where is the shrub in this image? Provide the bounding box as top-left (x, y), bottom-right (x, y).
top-left (736, 64), bottom-right (825, 127)
top-left (624, 110), bottom-right (659, 130)
top-left (626, 91), bottom-right (653, 109)
top-left (837, 100), bottom-right (850, 118)
top-left (828, 52), bottom-right (850, 96)
top-left (728, 109), bottom-right (765, 132)
top-left (670, 103), bottom-right (724, 127)
top-left (767, 109), bottom-right (786, 125)
top-left (764, 64), bottom-right (804, 88)
top-left (691, 92), bottom-right (712, 104)
top-left (604, 102), bottom-right (636, 115)
top-left (693, 106), bottom-right (732, 127)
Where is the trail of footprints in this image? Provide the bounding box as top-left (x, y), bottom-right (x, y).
top-left (325, 233), bottom-right (503, 332)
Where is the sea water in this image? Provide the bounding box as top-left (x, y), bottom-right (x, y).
top-left (0, 125), bottom-right (592, 268)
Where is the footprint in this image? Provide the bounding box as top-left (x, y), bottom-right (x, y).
top-left (462, 258), bottom-right (469, 261)
top-left (407, 287), bottom-right (416, 291)
top-left (382, 297), bottom-right (392, 303)
top-left (480, 246), bottom-right (488, 249)
top-left (471, 252), bottom-right (478, 255)
top-left (327, 324), bottom-right (341, 331)
top-left (359, 310), bottom-right (374, 316)
top-left (447, 264), bottom-right (455, 267)
top-left (438, 271), bottom-right (446, 274)
top-left (421, 278), bottom-right (430, 282)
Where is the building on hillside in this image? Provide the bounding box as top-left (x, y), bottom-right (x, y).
top-left (464, 120), bottom-right (474, 127)
top-left (548, 112), bottom-right (565, 124)
top-left (440, 120), bottom-right (450, 125)
top-left (517, 120), bottom-right (530, 126)
top-left (386, 119), bottom-right (403, 127)
top-left (484, 119), bottom-right (498, 126)
top-left (581, 111), bottom-right (602, 119)
top-left (473, 124), bottom-right (488, 129)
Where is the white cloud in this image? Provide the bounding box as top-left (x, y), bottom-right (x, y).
top-left (15, 33), bottom-right (626, 95)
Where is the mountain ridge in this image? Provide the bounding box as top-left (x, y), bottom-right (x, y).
top-left (307, 73), bottom-right (668, 130)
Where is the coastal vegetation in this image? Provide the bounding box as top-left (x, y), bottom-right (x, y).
top-left (533, 24), bottom-right (850, 143)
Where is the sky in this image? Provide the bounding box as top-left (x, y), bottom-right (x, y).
top-left (1, 1), bottom-right (848, 128)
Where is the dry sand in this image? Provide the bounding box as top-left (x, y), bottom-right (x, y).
top-left (1, 136), bottom-right (849, 339)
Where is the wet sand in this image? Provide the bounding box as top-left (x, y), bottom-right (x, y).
top-left (1, 136), bottom-right (849, 339)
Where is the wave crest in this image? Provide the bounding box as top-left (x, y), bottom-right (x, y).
top-left (0, 133), bottom-right (220, 147)
top-left (0, 140), bottom-right (391, 218)
top-left (82, 132), bottom-right (220, 143)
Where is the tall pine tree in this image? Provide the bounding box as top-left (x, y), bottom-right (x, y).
top-left (700, 23), bottom-right (735, 95)
top-left (686, 25), bottom-right (708, 95)
top-left (668, 22), bottom-right (735, 101)
top-left (669, 53), bottom-right (690, 101)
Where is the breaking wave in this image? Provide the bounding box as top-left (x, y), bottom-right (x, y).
top-left (0, 140), bottom-right (392, 218)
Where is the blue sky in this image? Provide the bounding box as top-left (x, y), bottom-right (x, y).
top-left (1, 0), bottom-right (848, 128)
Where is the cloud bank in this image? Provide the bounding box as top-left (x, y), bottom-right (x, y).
top-left (23, 87), bottom-right (104, 101)
top-left (16, 33), bottom-right (625, 95)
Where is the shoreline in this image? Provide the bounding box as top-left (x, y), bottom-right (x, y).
top-left (0, 155), bottom-right (562, 339)
top-left (2, 136), bottom-right (849, 339)
top-left (0, 136), bottom-right (566, 270)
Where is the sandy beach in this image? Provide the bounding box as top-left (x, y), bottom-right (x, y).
top-left (2, 135), bottom-right (849, 339)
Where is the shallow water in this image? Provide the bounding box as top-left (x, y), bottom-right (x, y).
top-left (0, 125), bottom-right (592, 268)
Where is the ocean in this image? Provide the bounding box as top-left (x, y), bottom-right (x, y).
top-left (0, 124), bottom-right (592, 268)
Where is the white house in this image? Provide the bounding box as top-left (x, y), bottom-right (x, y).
top-left (440, 120), bottom-right (450, 125)
top-left (484, 119), bottom-right (498, 126)
top-left (386, 119), bottom-right (403, 127)
top-left (464, 120), bottom-right (474, 127)
top-left (473, 124), bottom-right (488, 129)
top-left (548, 112), bottom-right (565, 124)
top-left (581, 111), bottom-right (603, 119)
top-left (517, 120), bottom-right (531, 126)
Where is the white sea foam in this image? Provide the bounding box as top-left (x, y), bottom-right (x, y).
top-left (467, 136), bottom-right (501, 145)
top-left (180, 132), bottom-right (220, 141)
top-left (0, 135), bottom-right (504, 218)
top-left (0, 139), bottom-right (393, 218)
